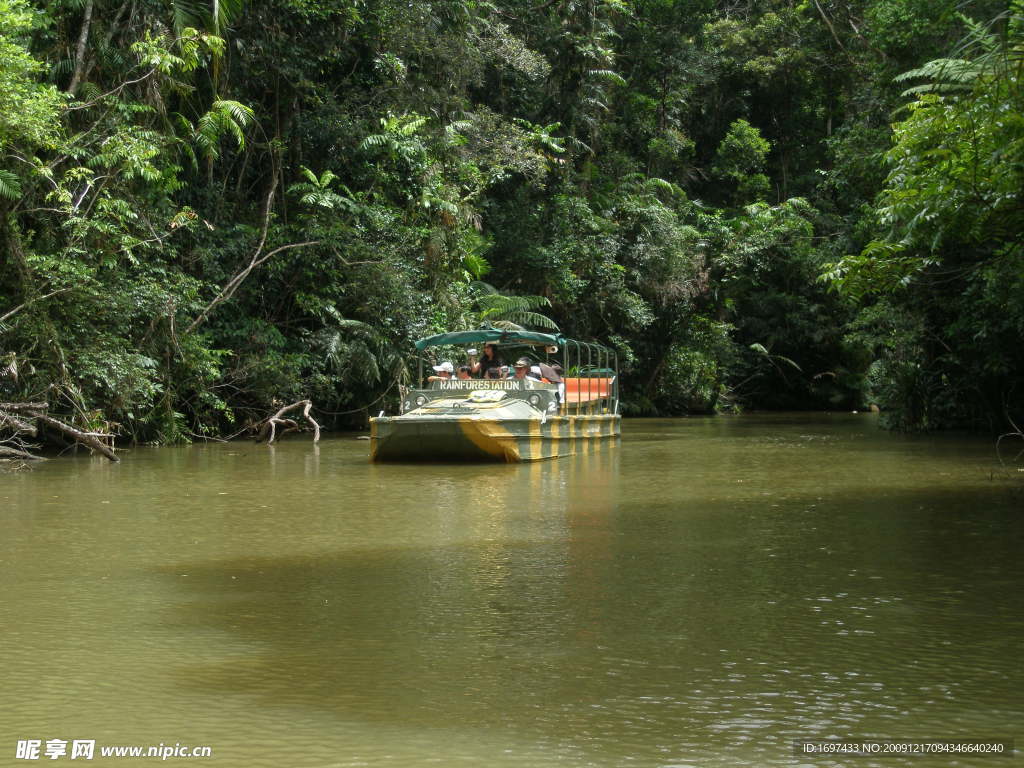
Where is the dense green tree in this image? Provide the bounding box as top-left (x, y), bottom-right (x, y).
top-left (825, 3), bottom-right (1024, 429)
top-left (1, 0), bottom-right (1018, 444)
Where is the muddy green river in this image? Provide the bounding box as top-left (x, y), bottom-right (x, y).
top-left (2, 414), bottom-right (1022, 767)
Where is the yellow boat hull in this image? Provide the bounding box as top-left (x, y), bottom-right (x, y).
top-left (370, 414), bottom-right (620, 462)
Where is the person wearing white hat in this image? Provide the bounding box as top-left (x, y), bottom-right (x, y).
top-left (426, 361), bottom-right (454, 382)
top-left (512, 358), bottom-right (541, 381)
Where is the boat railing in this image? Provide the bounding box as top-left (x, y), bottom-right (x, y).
top-left (410, 330), bottom-right (619, 417)
top-left (559, 339), bottom-right (619, 416)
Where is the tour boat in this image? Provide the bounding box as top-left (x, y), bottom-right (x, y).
top-left (370, 330), bottom-right (621, 462)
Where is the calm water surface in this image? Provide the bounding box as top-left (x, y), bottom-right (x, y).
top-left (2, 414), bottom-right (1022, 767)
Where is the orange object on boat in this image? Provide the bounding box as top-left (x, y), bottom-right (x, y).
top-left (562, 377), bottom-right (614, 404)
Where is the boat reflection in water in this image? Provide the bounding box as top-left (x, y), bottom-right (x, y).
top-left (371, 330), bottom-right (621, 462)
top-left (362, 442), bottom-right (619, 547)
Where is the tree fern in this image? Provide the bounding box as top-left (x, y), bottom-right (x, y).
top-left (312, 316), bottom-right (401, 385)
top-left (895, 58), bottom-right (984, 96)
top-left (193, 100), bottom-right (253, 161)
top-left (895, 5), bottom-right (1023, 97)
top-left (470, 282), bottom-right (559, 331)
top-left (288, 165), bottom-right (357, 212)
top-left (360, 113), bottom-right (428, 156)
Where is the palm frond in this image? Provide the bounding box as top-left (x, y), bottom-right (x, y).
top-left (477, 294), bottom-right (551, 314)
top-left (0, 170), bottom-right (22, 200)
top-left (896, 57), bottom-right (985, 96)
top-left (587, 68), bottom-right (627, 86)
top-left (484, 311), bottom-right (559, 331)
top-left (471, 288), bottom-right (558, 331)
top-left (463, 253), bottom-right (491, 280)
top-left (217, 0), bottom-right (245, 29)
top-left (171, 0), bottom-right (205, 34)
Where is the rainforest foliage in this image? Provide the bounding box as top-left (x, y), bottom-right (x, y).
top-left (0, 0), bottom-right (1021, 439)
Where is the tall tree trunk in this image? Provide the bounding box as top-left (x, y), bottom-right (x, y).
top-left (68, 0), bottom-right (95, 96)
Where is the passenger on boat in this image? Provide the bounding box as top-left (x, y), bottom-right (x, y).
top-left (513, 358), bottom-right (542, 381)
top-left (456, 365), bottom-right (472, 380)
top-left (536, 362), bottom-right (562, 383)
top-left (532, 362), bottom-right (563, 400)
top-left (472, 343), bottom-right (504, 379)
top-left (548, 363), bottom-right (566, 402)
top-left (485, 363), bottom-right (507, 379)
top-left (426, 361), bottom-right (454, 382)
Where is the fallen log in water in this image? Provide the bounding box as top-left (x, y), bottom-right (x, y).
top-left (34, 412), bottom-right (119, 461)
top-left (0, 401), bottom-right (49, 414)
top-left (0, 445), bottom-right (46, 461)
top-left (0, 402), bottom-right (118, 461)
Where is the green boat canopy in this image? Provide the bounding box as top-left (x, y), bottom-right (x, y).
top-left (414, 329), bottom-right (565, 351)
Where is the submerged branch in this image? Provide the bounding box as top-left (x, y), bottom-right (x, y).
top-left (256, 399), bottom-right (321, 444)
